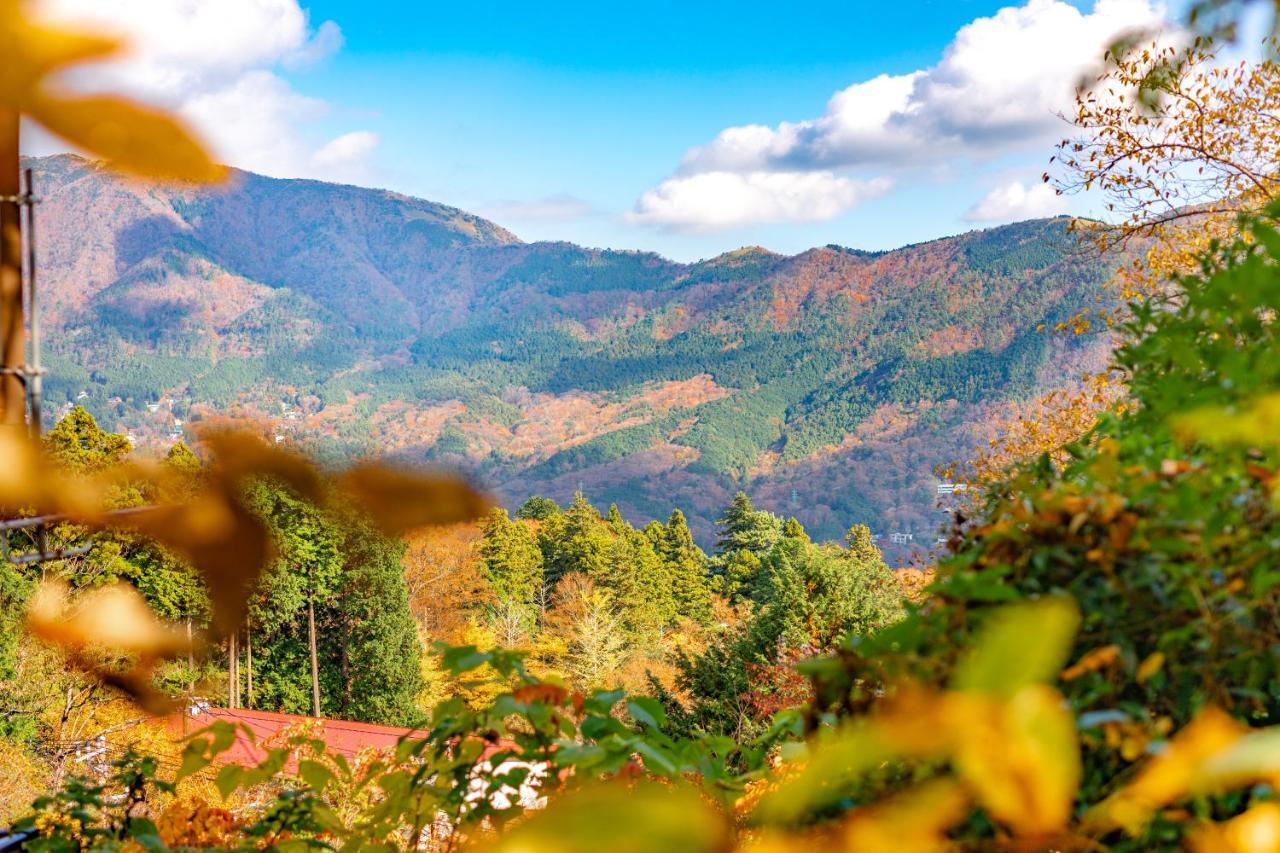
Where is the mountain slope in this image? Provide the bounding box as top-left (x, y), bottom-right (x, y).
top-left (27, 154), bottom-right (1117, 549)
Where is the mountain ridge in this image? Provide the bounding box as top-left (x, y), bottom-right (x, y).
top-left (25, 153), bottom-right (1117, 549)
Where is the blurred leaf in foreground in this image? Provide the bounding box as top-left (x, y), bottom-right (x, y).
top-left (0, 0), bottom-right (224, 181)
top-left (480, 782), bottom-right (730, 853)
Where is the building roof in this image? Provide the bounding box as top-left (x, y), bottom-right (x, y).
top-left (169, 705), bottom-right (431, 767)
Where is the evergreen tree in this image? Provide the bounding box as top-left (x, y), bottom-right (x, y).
top-left (246, 483), bottom-right (343, 718)
top-left (477, 508), bottom-right (543, 608)
top-left (601, 526), bottom-right (673, 638)
top-left (515, 495), bottom-right (560, 521)
top-left (43, 406), bottom-right (130, 473)
top-left (658, 510), bottom-right (713, 623)
top-left (782, 516), bottom-right (810, 542)
top-left (714, 492), bottom-right (783, 559)
top-left (544, 493), bottom-right (611, 585)
top-left (676, 537), bottom-right (905, 738)
top-left (329, 518), bottom-right (422, 725)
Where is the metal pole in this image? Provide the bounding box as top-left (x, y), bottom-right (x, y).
top-left (23, 168), bottom-right (40, 438)
top-left (0, 108), bottom-right (23, 427)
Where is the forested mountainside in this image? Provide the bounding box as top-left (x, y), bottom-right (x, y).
top-left (27, 153), bottom-right (1117, 548)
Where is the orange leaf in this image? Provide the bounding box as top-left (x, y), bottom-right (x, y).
top-left (337, 463), bottom-right (490, 534)
top-left (28, 93), bottom-right (225, 182)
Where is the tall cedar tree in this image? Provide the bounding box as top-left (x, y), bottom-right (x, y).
top-left (655, 510), bottom-right (713, 623)
top-left (478, 508), bottom-right (543, 614)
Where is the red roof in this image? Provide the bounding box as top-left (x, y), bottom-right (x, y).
top-left (170, 706), bottom-right (431, 767)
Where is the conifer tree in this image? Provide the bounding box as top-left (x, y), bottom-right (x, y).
top-left (544, 493), bottom-right (610, 585)
top-left (477, 508), bottom-right (543, 610)
top-left (330, 519), bottom-right (422, 725)
top-left (782, 516), bottom-right (810, 542)
top-left (659, 510), bottom-right (712, 623)
top-left (713, 492), bottom-right (782, 600)
top-left (516, 495), bottom-right (560, 521)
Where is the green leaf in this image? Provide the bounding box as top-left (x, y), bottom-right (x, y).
top-left (298, 759), bottom-right (335, 792)
top-left (215, 764), bottom-right (244, 800)
top-left (952, 597), bottom-right (1080, 696)
top-left (627, 697), bottom-right (666, 730)
top-left (174, 740), bottom-right (211, 785)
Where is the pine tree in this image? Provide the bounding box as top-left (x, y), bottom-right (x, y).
top-left (515, 495), bottom-right (560, 521)
top-left (713, 492), bottom-right (782, 601)
top-left (43, 406), bottom-right (130, 473)
top-left (659, 510), bottom-right (712, 623)
top-left (544, 493), bottom-right (610, 585)
top-left (714, 491), bottom-right (782, 558)
top-left (782, 516), bottom-right (810, 542)
top-left (477, 508), bottom-right (543, 609)
top-left (330, 519), bottom-right (422, 725)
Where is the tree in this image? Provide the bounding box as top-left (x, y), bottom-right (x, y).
top-left (402, 523), bottom-right (491, 642)
top-left (246, 483), bottom-right (342, 717)
top-left (713, 492), bottom-right (782, 601)
top-left (677, 537), bottom-right (905, 737)
top-left (330, 517), bottom-right (422, 725)
top-left (545, 574), bottom-right (627, 690)
top-left (477, 508), bottom-right (543, 613)
top-left (43, 407), bottom-right (130, 473)
top-left (656, 510), bottom-right (713, 624)
top-left (543, 493), bottom-right (611, 586)
top-left (781, 516), bottom-right (809, 542)
top-left (1054, 44), bottom-right (1280, 302)
top-left (515, 495), bottom-right (560, 521)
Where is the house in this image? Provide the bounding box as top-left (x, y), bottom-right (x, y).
top-left (171, 705), bottom-right (549, 813)
top-left (889, 532), bottom-right (914, 545)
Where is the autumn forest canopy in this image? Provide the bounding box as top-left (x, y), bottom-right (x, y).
top-left (6, 0), bottom-right (1280, 850)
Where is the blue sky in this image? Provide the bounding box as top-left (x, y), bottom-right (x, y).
top-left (38, 0), bottom-right (1173, 260)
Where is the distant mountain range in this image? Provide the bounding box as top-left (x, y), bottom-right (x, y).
top-left (26, 153), bottom-right (1117, 549)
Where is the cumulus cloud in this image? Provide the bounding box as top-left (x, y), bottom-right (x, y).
top-left (966, 180), bottom-right (1069, 221)
top-left (637, 0), bottom-right (1164, 231)
top-left (629, 171), bottom-right (892, 231)
top-left (33, 0), bottom-right (374, 180)
top-left (483, 195), bottom-right (596, 223)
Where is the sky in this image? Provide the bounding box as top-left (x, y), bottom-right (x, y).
top-left (31, 0), bottom-right (1179, 261)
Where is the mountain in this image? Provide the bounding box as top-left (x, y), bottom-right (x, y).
top-left (26, 154), bottom-right (1117, 551)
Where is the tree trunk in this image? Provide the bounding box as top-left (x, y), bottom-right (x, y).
top-left (307, 598), bottom-right (321, 718)
top-left (186, 620), bottom-right (194, 691)
top-left (338, 627), bottom-right (350, 719)
top-left (246, 624), bottom-right (254, 709)
top-left (0, 108), bottom-right (24, 426)
top-left (228, 631), bottom-right (239, 708)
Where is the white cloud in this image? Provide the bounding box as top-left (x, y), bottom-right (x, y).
top-left (966, 180), bottom-right (1069, 221)
top-left (311, 131), bottom-right (380, 171)
top-left (637, 0), bottom-right (1165, 231)
top-left (32, 0), bottom-right (373, 180)
top-left (483, 195), bottom-right (596, 223)
top-left (629, 171), bottom-right (892, 232)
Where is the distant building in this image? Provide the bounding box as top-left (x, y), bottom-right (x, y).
top-left (889, 532), bottom-right (914, 545)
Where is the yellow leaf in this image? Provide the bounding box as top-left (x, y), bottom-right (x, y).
top-left (1061, 644), bottom-right (1122, 681)
top-left (120, 495), bottom-right (273, 637)
top-left (337, 463), bottom-right (490, 534)
top-left (27, 580), bottom-right (190, 659)
top-left (842, 779), bottom-right (970, 853)
top-left (28, 93), bottom-right (226, 182)
top-left (480, 782), bottom-right (728, 853)
top-left (949, 685), bottom-right (1081, 837)
top-left (1136, 651), bottom-right (1165, 683)
top-left (1174, 393), bottom-right (1280, 449)
top-left (26, 581), bottom-right (194, 713)
top-left (199, 429), bottom-right (323, 500)
top-left (1083, 707), bottom-right (1247, 836)
top-left (0, 10), bottom-right (119, 103)
top-left (1188, 803), bottom-right (1280, 853)
top-left (953, 597), bottom-right (1080, 696)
